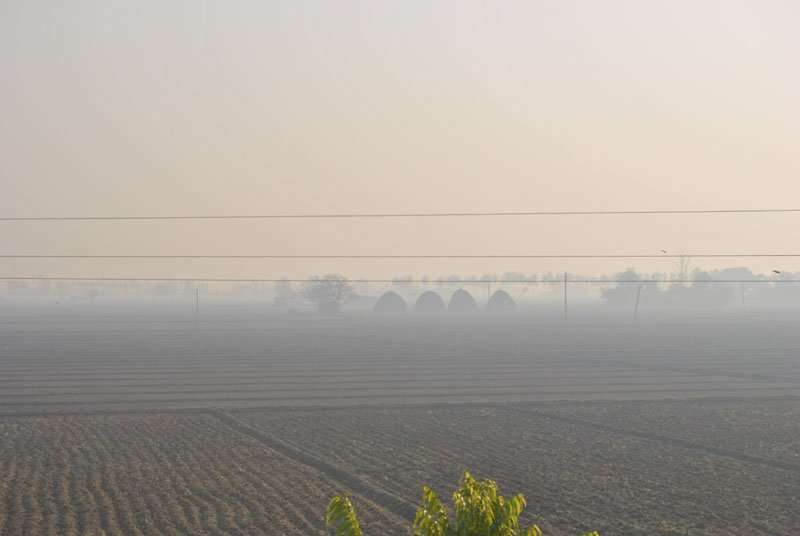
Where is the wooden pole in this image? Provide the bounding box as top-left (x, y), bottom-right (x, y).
top-left (563, 272), bottom-right (568, 321)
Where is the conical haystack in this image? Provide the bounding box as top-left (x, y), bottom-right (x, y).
top-left (374, 291), bottom-right (407, 313)
top-left (414, 291), bottom-right (446, 313)
top-left (487, 289), bottom-right (516, 312)
top-left (448, 288), bottom-right (478, 313)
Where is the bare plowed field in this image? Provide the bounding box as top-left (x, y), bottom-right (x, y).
top-left (1, 310), bottom-right (799, 413)
top-left (1, 306), bottom-right (799, 535)
top-left (237, 404), bottom-right (800, 536)
top-left (0, 411), bottom-right (407, 536)
top-left (541, 398), bottom-right (800, 467)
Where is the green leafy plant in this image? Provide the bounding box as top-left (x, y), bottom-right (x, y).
top-left (326, 470), bottom-right (599, 536)
top-left (326, 495), bottom-right (363, 536)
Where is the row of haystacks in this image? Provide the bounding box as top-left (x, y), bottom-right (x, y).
top-left (374, 289), bottom-right (515, 313)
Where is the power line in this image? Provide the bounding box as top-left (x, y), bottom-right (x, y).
top-left (2, 208), bottom-right (800, 221)
top-left (1, 277), bottom-right (797, 284)
top-left (1, 254), bottom-right (800, 259)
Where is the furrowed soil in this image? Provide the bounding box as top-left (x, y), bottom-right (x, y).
top-left (1, 304), bottom-right (799, 535)
top-left (0, 412), bottom-right (405, 536)
top-left (237, 404), bottom-right (800, 535)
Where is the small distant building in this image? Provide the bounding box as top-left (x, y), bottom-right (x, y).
top-left (448, 288), bottom-right (478, 313)
top-left (374, 291), bottom-right (407, 313)
top-left (414, 291), bottom-right (446, 313)
top-left (487, 290), bottom-right (516, 312)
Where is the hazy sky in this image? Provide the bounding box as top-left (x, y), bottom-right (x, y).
top-left (2, 1), bottom-right (799, 279)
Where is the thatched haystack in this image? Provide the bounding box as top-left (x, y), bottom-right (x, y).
top-left (414, 291), bottom-right (446, 313)
top-left (486, 289), bottom-right (516, 312)
top-left (373, 291), bottom-right (408, 313)
top-left (448, 288), bottom-right (478, 313)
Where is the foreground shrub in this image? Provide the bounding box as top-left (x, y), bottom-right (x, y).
top-left (326, 470), bottom-right (599, 536)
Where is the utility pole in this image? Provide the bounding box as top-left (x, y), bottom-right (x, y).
top-left (563, 272), bottom-right (568, 321)
top-left (194, 288), bottom-right (200, 317)
top-left (633, 284), bottom-right (643, 320)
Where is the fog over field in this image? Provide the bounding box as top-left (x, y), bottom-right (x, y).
top-left (1, 304), bottom-right (799, 534)
top-left (3, 1), bottom-right (800, 534)
top-left (2, 304), bottom-right (800, 412)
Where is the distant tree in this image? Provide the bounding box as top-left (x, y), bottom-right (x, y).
top-left (392, 275), bottom-right (414, 288)
top-left (182, 280), bottom-right (197, 296)
top-left (86, 288), bottom-right (99, 304)
top-left (303, 274), bottom-right (356, 313)
top-left (675, 255), bottom-right (692, 285)
top-left (273, 278), bottom-right (297, 308)
top-left (501, 272), bottom-right (527, 282)
top-left (326, 470), bottom-right (598, 536)
top-left (155, 282), bottom-right (177, 296)
top-left (600, 269), bottom-right (642, 306)
top-left (691, 269), bottom-right (712, 286)
top-left (687, 269), bottom-right (735, 306)
top-left (540, 272), bottom-right (560, 282)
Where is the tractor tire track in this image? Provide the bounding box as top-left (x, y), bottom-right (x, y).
top-left (210, 409), bottom-right (417, 521)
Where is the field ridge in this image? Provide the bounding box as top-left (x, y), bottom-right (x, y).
top-left (510, 405), bottom-right (800, 473)
top-left (209, 410), bottom-right (417, 521)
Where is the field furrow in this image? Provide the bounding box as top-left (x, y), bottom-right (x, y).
top-left (3, 311), bottom-right (800, 534)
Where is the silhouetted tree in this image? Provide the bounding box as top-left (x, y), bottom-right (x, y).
top-left (273, 278), bottom-right (297, 308)
top-left (600, 269), bottom-right (641, 306)
top-left (303, 274), bottom-right (356, 313)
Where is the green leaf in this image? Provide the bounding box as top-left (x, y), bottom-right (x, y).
top-left (325, 496), bottom-right (363, 536)
top-left (326, 470), bottom-right (599, 536)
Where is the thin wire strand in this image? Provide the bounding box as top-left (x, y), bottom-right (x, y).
top-left (1, 254), bottom-right (799, 259)
top-left (1, 277), bottom-right (796, 284)
top-left (2, 208), bottom-right (800, 221)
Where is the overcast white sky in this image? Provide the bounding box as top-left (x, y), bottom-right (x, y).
top-left (2, 1), bottom-right (799, 279)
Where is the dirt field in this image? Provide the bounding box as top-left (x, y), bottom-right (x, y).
top-left (0, 412), bottom-right (406, 536)
top-left (1, 304), bottom-right (799, 535)
top-left (237, 404), bottom-right (800, 535)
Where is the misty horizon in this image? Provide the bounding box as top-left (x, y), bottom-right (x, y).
top-left (3, 2), bottom-right (800, 535)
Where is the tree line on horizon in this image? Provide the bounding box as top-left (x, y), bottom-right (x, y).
top-left (273, 266), bottom-right (800, 312)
